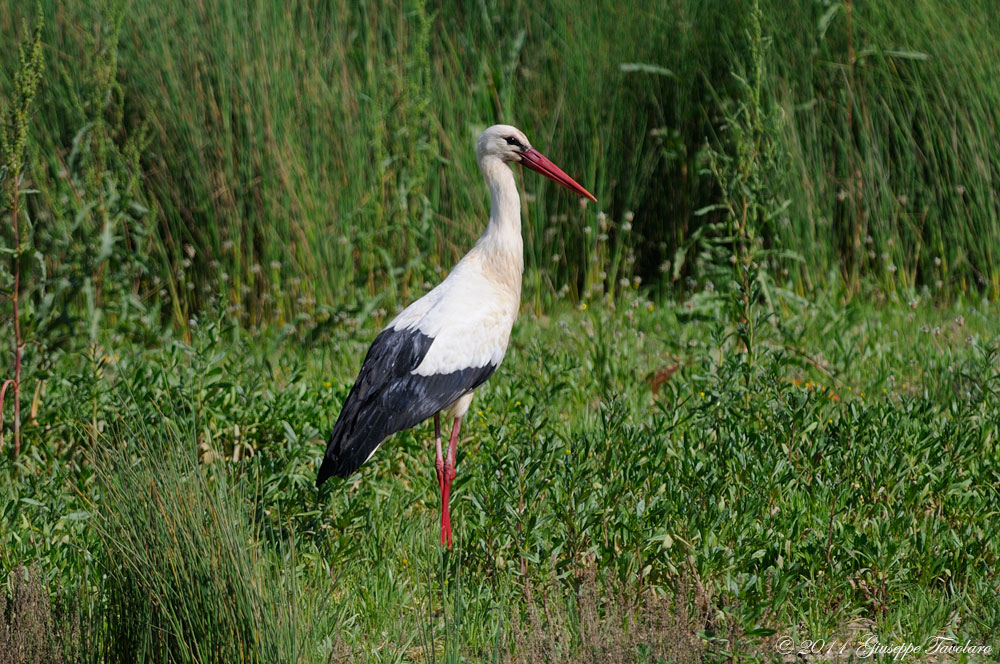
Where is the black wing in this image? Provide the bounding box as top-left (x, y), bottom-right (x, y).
top-left (315, 326), bottom-right (497, 486)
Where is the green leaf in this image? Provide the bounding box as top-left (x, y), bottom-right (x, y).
top-left (282, 421), bottom-right (298, 445)
top-left (619, 62), bottom-right (676, 78)
top-left (96, 221), bottom-right (115, 263)
top-left (885, 49), bottom-right (930, 61)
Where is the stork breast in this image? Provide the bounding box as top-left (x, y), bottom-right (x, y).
top-left (404, 280), bottom-right (516, 377)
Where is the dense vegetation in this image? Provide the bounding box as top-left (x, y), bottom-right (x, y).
top-left (2, 1), bottom-right (999, 661)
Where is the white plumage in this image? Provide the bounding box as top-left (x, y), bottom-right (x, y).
top-left (400, 263), bottom-right (519, 379)
top-left (317, 124), bottom-right (595, 548)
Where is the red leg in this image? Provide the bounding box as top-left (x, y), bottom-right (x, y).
top-left (441, 416), bottom-right (463, 548)
top-left (434, 413), bottom-right (447, 544)
top-left (434, 413), bottom-right (444, 492)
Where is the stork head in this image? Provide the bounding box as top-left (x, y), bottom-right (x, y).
top-left (477, 124), bottom-right (597, 202)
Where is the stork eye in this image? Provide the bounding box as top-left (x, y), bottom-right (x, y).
top-left (505, 136), bottom-right (523, 148)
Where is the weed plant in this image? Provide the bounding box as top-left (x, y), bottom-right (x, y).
top-left (3, 1), bottom-right (1000, 661)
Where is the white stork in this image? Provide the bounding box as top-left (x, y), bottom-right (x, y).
top-left (316, 124), bottom-right (596, 547)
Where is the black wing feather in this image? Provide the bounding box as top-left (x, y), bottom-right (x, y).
top-left (316, 327), bottom-right (496, 485)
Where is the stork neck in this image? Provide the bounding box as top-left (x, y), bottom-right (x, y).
top-left (475, 155), bottom-right (524, 292)
top-left (479, 156), bottom-right (522, 242)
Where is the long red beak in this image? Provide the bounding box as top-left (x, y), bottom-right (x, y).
top-left (520, 148), bottom-right (597, 202)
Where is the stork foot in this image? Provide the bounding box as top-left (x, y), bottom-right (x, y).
top-left (436, 415), bottom-right (462, 549)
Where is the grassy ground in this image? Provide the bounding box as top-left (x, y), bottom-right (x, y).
top-left (2, 295), bottom-right (998, 661)
top-left (3, 0), bottom-right (1000, 661)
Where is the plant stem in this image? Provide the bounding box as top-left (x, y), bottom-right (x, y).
top-left (2, 170), bottom-right (22, 456)
top-left (12, 182), bottom-right (21, 457)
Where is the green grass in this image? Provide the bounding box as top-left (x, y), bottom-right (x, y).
top-left (2, 0), bottom-right (999, 330)
top-left (3, 296), bottom-right (999, 660)
top-left (3, 0), bottom-right (1000, 661)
